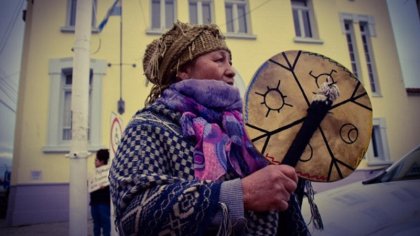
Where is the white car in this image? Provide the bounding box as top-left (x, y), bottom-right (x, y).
top-left (301, 145), bottom-right (420, 236)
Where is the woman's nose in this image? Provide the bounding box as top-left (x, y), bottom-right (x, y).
top-left (225, 64), bottom-right (236, 78)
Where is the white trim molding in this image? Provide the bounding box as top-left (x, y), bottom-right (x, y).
top-left (44, 57), bottom-right (107, 153)
top-left (366, 117), bottom-right (392, 166)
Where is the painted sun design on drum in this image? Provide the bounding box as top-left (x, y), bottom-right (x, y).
top-left (255, 80), bottom-right (293, 117)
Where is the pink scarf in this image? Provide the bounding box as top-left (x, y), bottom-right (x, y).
top-left (157, 79), bottom-right (267, 180)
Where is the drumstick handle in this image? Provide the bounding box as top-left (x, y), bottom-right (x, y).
top-left (282, 79), bottom-right (339, 167)
top-left (282, 100), bottom-right (331, 167)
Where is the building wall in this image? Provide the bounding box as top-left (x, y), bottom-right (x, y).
top-left (8, 0), bottom-right (420, 225)
top-left (387, 0), bottom-right (420, 89)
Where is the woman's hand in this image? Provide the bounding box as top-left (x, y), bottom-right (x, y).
top-left (241, 165), bottom-right (298, 212)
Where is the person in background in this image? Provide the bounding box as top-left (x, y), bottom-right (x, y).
top-left (109, 21), bottom-right (309, 235)
top-left (90, 149), bottom-right (111, 236)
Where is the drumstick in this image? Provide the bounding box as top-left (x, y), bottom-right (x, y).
top-left (281, 77), bottom-right (338, 230)
top-left (281, 77), bottom-right (340, 167)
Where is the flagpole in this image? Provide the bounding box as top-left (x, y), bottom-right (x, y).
top-left (118, 0), bottom-right (125, 115)
top-left (112, 2), bottom-right (123, 234)
top-left (120, 0), bottom-right (122, 105)
top-left (69, 0), bottom-right (92, 235)
top-left (96, 1), bottom-right (122, 233)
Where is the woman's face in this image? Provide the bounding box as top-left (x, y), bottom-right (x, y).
top-left (180, 50), bottom-right (235, 85)
top-left (95, 158), bottom-right (105, 168)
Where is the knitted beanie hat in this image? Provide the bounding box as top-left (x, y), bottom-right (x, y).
top-left (143, 21), bottom-right (230, 105)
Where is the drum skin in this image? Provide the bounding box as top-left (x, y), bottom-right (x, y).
top-left (244, 50), bottom-right (372, 182)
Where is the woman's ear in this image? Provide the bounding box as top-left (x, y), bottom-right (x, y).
top-left (176, 71), bottom-right (190, 80)
top-left (177, 62), bottom-right (193, 80)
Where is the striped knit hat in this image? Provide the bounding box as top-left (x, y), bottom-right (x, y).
top-left (143, 21), bottom-right (230, 105)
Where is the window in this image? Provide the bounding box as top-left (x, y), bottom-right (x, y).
top-left (343, 20), bottom-right (361, 80)
top-left (44, 58), bottom-right (106, 153)
top-left (340, 14), bottom-right (380, 95)
top-left (366, 118), bottom-right (391, 165)
top-left (291, 0), bottom-right (317, 39)
top-left (189, 0), bottom-right (213, 24)
top-left (61, 0), bottom-right (98, 32)
top-left (225, 0), bottom-right (251, 34)
top-left (150, 0), bottom-right (176, 32)
top-left (69, 0), bottom-right (78, 27)
top-left (62, 72), bottom-right (73, 141)
top-left (61, 70), bottom-right (92, 141)
top-left (360, 21), bottom-right (380, 95)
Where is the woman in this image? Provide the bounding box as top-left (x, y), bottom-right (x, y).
top-left (109, 21), bottom-right (309, 235)
top-left (90, 149), bottom-right (111, 236)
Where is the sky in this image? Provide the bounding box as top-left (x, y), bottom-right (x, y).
top-left (0, 0), bottom-right (26, 179)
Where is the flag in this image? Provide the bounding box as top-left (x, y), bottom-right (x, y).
top-left (98, 0), bottom-right (121, 32)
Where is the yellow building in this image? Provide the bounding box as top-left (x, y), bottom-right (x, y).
top-left (8, 0), bottom-right (420, 225)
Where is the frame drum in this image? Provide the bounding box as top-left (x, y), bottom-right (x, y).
top-left (244, 50), bottom-right (372, 182)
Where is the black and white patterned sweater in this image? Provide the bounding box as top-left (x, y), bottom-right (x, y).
top-left (109, 102), bottom-right (309, 236)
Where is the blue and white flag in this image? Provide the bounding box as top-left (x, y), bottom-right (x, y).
top-left (98, 0), bottom-right (121, 32)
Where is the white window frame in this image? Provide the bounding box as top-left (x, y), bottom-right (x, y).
top-left (359, 20), bottom-right (381, 96)
top-left (225, 0), bottom-right (254, 38)
top-left (61, 0), bottom-right (98, 32)
top-left (148, 0), bottom-right (177, 34)
top-left (44, 58), bottom-right (106, 153)
top-left (366, 118), bottom-right (391, 166)
top-left (189, 0), bottom-right (214, 25)
top-left (341, 17), bottom-right (362, 80)
top-left (291, 0), bottom-right (320, 43)
top-left (62, 70), bottom-right (76, 141)
top-left (60, 69), bottom-right (93, 141)
top-left (340, 13), bottom-right (380, 96)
